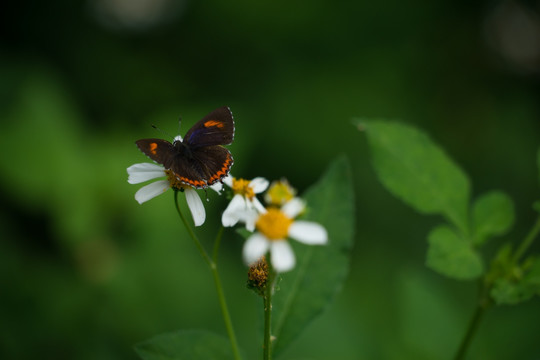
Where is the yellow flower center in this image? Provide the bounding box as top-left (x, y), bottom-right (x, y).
top-left (256, 208), bottom-right (293, 240)
top-left (265, 179), bottom-right (296, 206)
top-left (232, 178), bottom-right (255, 200)
top-left (165, 170), bottom-right (187, 190)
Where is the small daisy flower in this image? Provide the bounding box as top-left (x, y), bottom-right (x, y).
top-left (127, 162), bottom-right (206, 226)
top-left (264, 178), bottom-right (297, 207)
top-left (221, 175), bottom-right (269, 231)
top-left (243, 199), bottom-right (328, 273)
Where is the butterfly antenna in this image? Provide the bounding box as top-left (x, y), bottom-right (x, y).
top-left (204, 189), bottom-right (210, 202)
top-left (177, 115), bottom-right (182, 135)
top-left (151, 124), bottom-right (174, 140)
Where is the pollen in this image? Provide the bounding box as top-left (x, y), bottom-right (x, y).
top-left (232, 178), bottom-right (255, 200)
top-left (256, 208), bottom-right (293, 240)
top-left (265, 179), bottom-right (296, 206)
top-left (165, 170), bottom-right (186, 190)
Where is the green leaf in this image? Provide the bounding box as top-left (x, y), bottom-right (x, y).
top-left (472, 191), bottom-right (515, 246)
top-left (491, 278), bottom-right (529, 305)
top-left (491, 257), bottom-right (540, 305)
top-left (134, 330), bottom-right (235, 360)
top-left (271, 156), bottom-right (355, 356)
top-left (525, 258), bottom-right (540, 296)
top-left (355, 119), bottom-right (470, 234)
top-left (426, 225), bottom-right (483, 280)
top-left (485, 243), bottom-right (513, 284)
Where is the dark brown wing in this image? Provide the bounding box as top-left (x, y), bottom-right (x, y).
top-left (168, 152), bottom-right (209, 188)
top-left (188, 146), bottom-right (234, 186)
top-left (183, 107), bottom-right (235, 148)
top-left (135, 139), bottom-right (176, 168)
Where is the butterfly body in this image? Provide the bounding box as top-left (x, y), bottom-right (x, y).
top-left (136, 106), bottom-right (234, 189)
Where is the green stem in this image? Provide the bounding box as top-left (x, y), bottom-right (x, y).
top-left (211, 265), bottom-right (242, 360)
top-left (173, 190), bottom-right (242, 360)
top-left (263, 259), bottom-right (275, 360)
top-left (212, 225), bottom-right (225, 263)
top-left (454, 212), bottom-right (540, 360)
top-left (512, 214), bottom-right (540, 263)
top-left (173, 190), bottom-right (211, 267)
top-left (454, 281), bottom-right (490, 360)
top-left (454, 301), bottom-right (487, 360)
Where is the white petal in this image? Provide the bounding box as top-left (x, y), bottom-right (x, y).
top-left (127, 163), bottom-right (166, 184)
top-left (221, 194), bottom-right (245, 227)
top-left (250, 177), bottom-right (269, 194)
top-left (134, 180), bottom-right (169, 204)
top-left (282, 197), bottom-right (305, 218)
top-left (243, 233), bottom-right (270, 265)
top-left (251, 197), bottom-right (267, 214)
top-left (174, 135), bottom-right (183, 142)
top-left (210, 181), bottom-right (224, 194)
top-left (222, 175), bottom-right (233, 187)
top-left (128, 162), bottom-right (164, 172)
top-left (271, 241), bottom-right (296, 272)
top-left (288, 221), bottom-right (328, 245)
top-left (243, 209), bottom-right (260, 232)
top-left (184, 188), bottom-right (206, 227)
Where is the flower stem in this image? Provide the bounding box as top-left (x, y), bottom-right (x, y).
top-left (173, 190), bottom-right (242, 360)
top-left (211, 263), bottom-right (242, 360)
top-left (174, 189), bottom-right (212, 267)
top-left (512, 214), bottom-right (540, 263)
top-left (455, 213), bottom-right (540, 360)
top-left (211, 226), bottom-right (242, 360)
top-left (454, 299), bottom-right (488, 360)
top-left (212, 225), bottom-right (225, 263)
top-left (263, 259), bottom-right (275, 360)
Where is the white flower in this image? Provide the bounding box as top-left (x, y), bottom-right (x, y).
top-left (264, 178), bottom-right (297, 207)
top-left (242, 199), bottom-right (328, 273)
top-left (221, 175), bottom-right (269, 231)
top-left (127, 162), bottom-right (206, 226)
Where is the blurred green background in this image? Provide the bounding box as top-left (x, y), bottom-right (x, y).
top-left (1, 0), bottom-right (540, 359)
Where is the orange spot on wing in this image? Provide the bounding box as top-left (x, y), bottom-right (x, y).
top-left (208, 153), bottom-right (233, 184)
top-left (172, 152), bottom-right (233, 189)
top-left (176, 174), bottom-right (207, 189)
top-left (204, 120), bottom-right (224, 128)
top-left (150, 142), bottom-right (158, 155)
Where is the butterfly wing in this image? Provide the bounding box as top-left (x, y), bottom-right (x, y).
top-left (183, 106), bottom-right (235, 148)
top-left (166, 147), bottom-right (232, 188)
top-left (190, 146), bottom-right (234, 186)
top-left (135, 106), bottom-right (235, 189)
top-left (135, 139), bottom-right (176, 168)
top-left (168, 153), bottom-right (210, 188)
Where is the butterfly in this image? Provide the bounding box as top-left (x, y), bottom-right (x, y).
top-left (136, 106), bottom-right (234, 189)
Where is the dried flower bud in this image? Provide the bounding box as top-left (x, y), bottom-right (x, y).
top-left (247, 256), bottom-right (269, 296)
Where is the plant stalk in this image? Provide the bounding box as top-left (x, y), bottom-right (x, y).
top-left (263, 259), bottom-right (275, 360)
top-left (211, 263), bottom-right (242, 360)
top-left (455, 213), bottom-right (540, 359)
top-left (174, 190), bottom-right (212, 266)
top-left (513, 214), bottom-right (540, 263)
top-left (454, 300), bottom-right (487, 360)
top-left (174, 190), bottom-right (242, 360)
